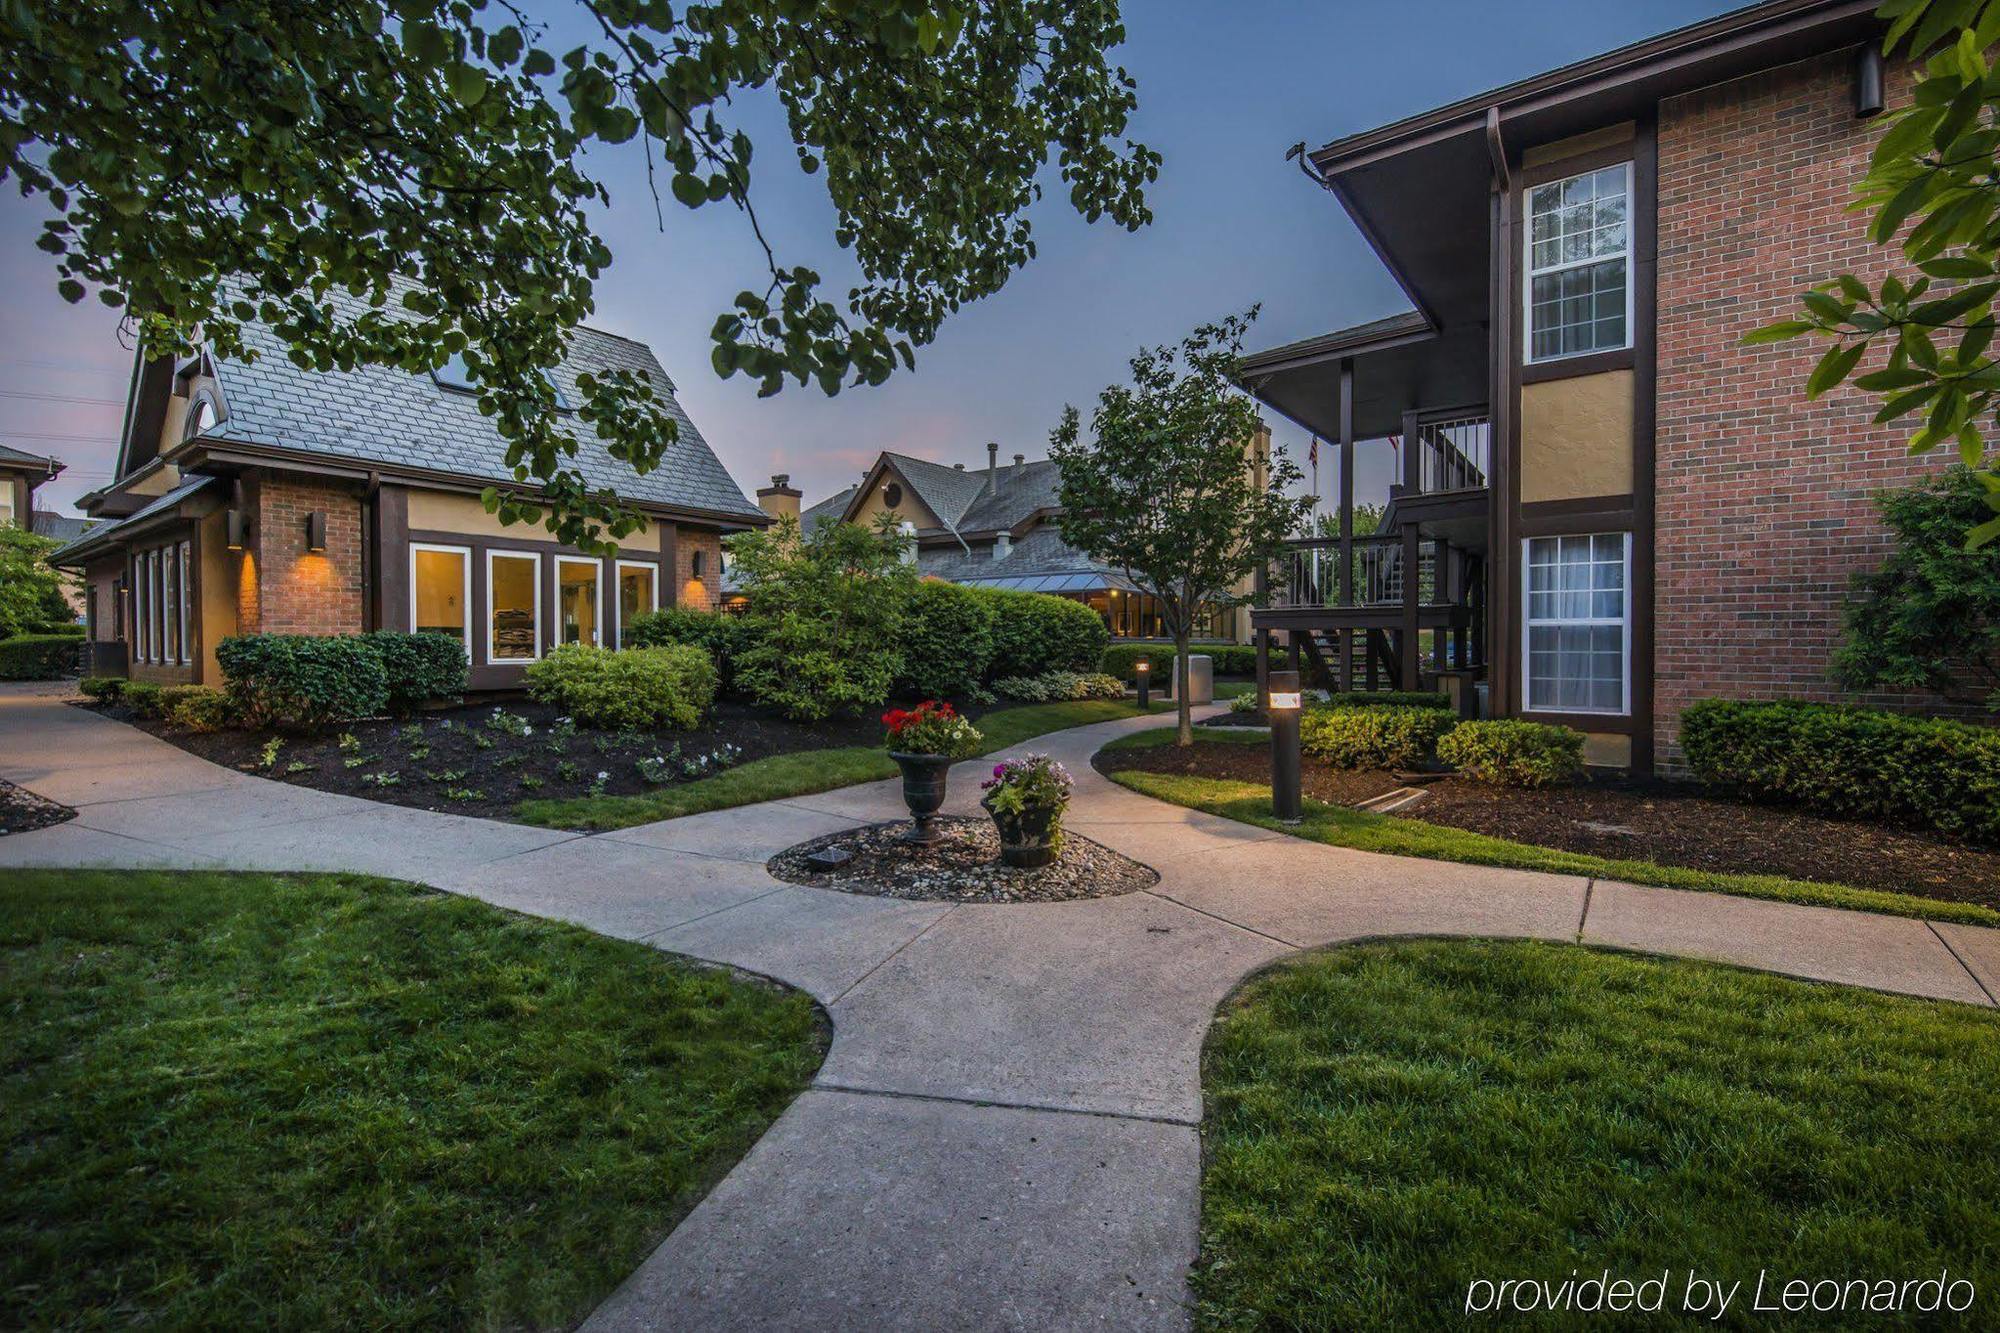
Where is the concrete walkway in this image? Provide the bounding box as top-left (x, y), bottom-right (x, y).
top-left (3, 681), bottom-right (1995, 1329)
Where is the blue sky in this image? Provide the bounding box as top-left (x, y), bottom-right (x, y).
top-left (0, 0), bottom-right (1735, 521)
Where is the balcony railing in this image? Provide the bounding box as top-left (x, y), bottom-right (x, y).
top-left (1273, 535), bottom-right (1439, 609)
top-left (1413, 412), bottom-right (1489, 494)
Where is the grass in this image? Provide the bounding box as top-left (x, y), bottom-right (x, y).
top-left (1, 869), bottom-right (827, 1329)
top-left (1195, 939), bottom-right (2000, 1327)
top-left (519, 696), bottom-right (1172, 831)
top-left (1101, 751), bottom-right (2000, 927)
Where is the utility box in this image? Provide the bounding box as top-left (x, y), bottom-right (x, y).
top-left (1183, 654), bottom-right (1213, 705)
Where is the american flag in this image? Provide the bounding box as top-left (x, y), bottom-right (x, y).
top-left (1308, 434), bottom-right (1318, 469)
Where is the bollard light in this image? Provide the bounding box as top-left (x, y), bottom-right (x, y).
top-left (1267, 668), bottom-right (1303, 824)
top-left (1135, 658), bottom-right (1151, 709)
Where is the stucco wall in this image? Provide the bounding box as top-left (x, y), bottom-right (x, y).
top-left (1521, 370), bottom-right (1634, 503)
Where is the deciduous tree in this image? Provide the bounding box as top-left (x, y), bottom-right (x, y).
top-left (1, 1), bottom-right (1159, 548)
top-left (1050, 310), bottom-right (1312, 744)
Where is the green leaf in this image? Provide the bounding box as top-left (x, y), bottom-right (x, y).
top-left (1742, 320), bottom-right (1818, 344)
top-left (1806, 340), bottom-right (1867, 398)
top-left (1966, 514), bottom-right (2000, 548)
top-left (445, 63), bottom-right (488, 108)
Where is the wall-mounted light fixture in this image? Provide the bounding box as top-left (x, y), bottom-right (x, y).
top-left (305, 511), bottom-right (328, 553)
top-left (1855, 42), bottom-right (1884, 118)
top-left (225, 509), bottom-right (249, 551)
top-left (690, 549), bottom-right (706, 579)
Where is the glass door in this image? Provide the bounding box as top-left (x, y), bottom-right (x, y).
top-left (557, 557), bottom-right (601, 647)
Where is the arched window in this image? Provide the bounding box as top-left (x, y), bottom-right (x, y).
top-left (182, 392), bottom-right (219, 442)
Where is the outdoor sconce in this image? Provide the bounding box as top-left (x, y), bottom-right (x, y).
top-left (1135, 659), bottom-right (1151, 710)
top-left (1855, 42), bottom-right (1884, 118)
top-left (305, 511), bottom-right (328, 553)
top-left (225, 508), bottom-right (249, 551)
top-left (1267, 668), bottom-right (1303, 825)
top-left (690, 549), bottom-right (707, 579)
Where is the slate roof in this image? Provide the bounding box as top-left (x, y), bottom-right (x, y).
top-left (200, 284), bottom-right (764, 522)
top-left (957, 458), bottom-right (1061, 532)
top-left (0, 442), bottom-right (64, 471)
top-left (32, 512), bottom-right (97, 543)
top-left (800, 484), bottom-right (857, 532)
top-left (48, 476), bottom-right (220, 564)
top-left (877, 452), bottom-right (988, 529)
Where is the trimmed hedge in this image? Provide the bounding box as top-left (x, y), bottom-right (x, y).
top-left (625, 606), bottom-right (757, 693)
top-left (160, 684), bottom-right (235, 733)
top-left (362, 631), bottom-right (468, 715)
top-left (973, 588), bottom-right (1109, 678)
top-left (1681, 699), bottom-right (2000, 846)
top-left (0, 633), bottom-right (82, 680)
top-left (1437, 719), bottom-right (1583, 788)
top-left (1101, 642), bottom-right (1256, 683)
top-left (217, 635), bottom-right (390, 731)
top-left (78, 675), bottom-right (123, 701)
top-left (525, 643), bottom-right (717, 731)
top-left (120, 681), bottom-right (164, 718)
top-left (897, 580), bottom-right (996, 699)
top-left (990, 670), bottom-right (1126, 703)
top-left (1300, 704), bottom-right (1456, 770)
top-left (1325, 690), bottom-right (1450, 710)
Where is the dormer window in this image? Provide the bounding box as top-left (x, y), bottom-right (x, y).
top-left (182, 391), bottom-right (220, 442)
top-left (431, 351), bottom-right (573, 411)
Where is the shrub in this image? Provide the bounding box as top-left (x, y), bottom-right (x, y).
top-left (160, 684), bottom-right (236, 733)
top-left (1681, 699), bottom-right (2000, 846)
top-left (1101, 642), bottom-right (1256, 683)
top-left (728, 518), bottom-right (912, 721)
top-left (990, 670), bottom-right (1126, 703)
top-left (120, 680), bottom-right (165, 718)
top-left (78, 675), bottom-right (123, 701)
top-left (361, 631), bottom-right (468, 714)
top-left (29, 621), bottom-right (87, 637)
top-left (896, 580), bottom-right (997, 699)
top-left (0, 633), bottom-right (82, 680)
top-left (1438, 720), bottom-right (1584, 788)
top-left (625, 606), bottom-right (758, 693)
top-left (525, 643), bottom-right (717, 731)
top-left (1299, 704), bottom-right (1456, 770)
top-left (1325, 690), bottom-right (1450, 710)
top-left (974, 588), bottom-right (1109, 678)
top-left (217, 634), bottom-right (390, 731)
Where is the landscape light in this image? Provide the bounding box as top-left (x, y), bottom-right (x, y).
top-left (1267, 668), bottom-right (1302, 824)
top-left (1135, 659), bottom-right (1150, 709)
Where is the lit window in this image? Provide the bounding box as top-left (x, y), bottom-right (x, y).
top-left (557, 557), bottom-right (600, 646)
top-left (1525, 163), bottom-right (1630, 362)
top-left (411, 544), bottom-right (471, 646)
top-left (486, 550), bottom-right (541, 664)
top-left (0, 482), bottom-right (13, 526)
top-left (1523, 533), bottom-right (1628, 714)
top-left (617, 561), bottom-right (657, 647)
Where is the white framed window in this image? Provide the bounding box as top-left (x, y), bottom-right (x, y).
top-left (1525, 162), bottom-right (1631, 363)
top-left (1522, 532), bottom-right (1630, 715)
top-left (163, 543), bottom-right (179, 665)
top-left (485, 549), bottom-right (541, 664)
top-left (556, 556), bottom-right (601, 647)
top-left (178, 543), bottom-right (192, 665)
top-left (149, 549), bottom-right (163, 664)
top-left (615, 559), bottom-right (658, 648)
top-left (132, 555), bottom-right (148, 663)
top-left (409, 543), bottom-right (472, 652)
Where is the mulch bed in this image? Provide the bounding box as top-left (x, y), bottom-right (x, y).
top-left (86, 696), bottom-right (890, 822)
top-left (1097, 739), bottom-right (2000, 909)
top-left (0, 778), bottom-right (74, 837)
top-left (768, 816), bottom-right (1158, 903)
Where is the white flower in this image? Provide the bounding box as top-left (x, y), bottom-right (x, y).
top-left (595, 770), bottom-right (609, 781)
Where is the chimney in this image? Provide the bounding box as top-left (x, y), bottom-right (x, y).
top-left (986, 441), bottom-right (1000, 494)
top-left (1012, 453), bottom-right (1025, 482)
top-left (756, 472), bottom-right (801, 523)
top-left (953, 463), bottom-right (965, 470)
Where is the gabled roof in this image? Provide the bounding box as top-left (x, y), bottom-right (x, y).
top-left (32, 512), bottom-right (97, 542)
top-left (957, 458), bottom-right (1061, 533)
top-left (117, 281), bottom-right (766, 524)
top-left (869, 451), bottom-right (990, 528)
top-left (801, 484), bottom-right (857, 532)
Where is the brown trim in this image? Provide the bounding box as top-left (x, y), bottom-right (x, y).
top-left (1326, 174), bottom-right (1443, 334)
top-left (1520, 347), bottom-right (1635, 383)
top-left (1520, 499), bottom-right (1636, 537)
top-left (1518, 708), bottom-right (1636, 735)
top-left (373, 485), bottom-right (410, 632)
top-left (1490, 157), bottom-right (1519, 718)
top-left (1629, 111), bottom-right (1660, 776)
top-left (178, 439), bottom-right (770, 530)
top-left (1518, 140), bottom-right (1635, 186)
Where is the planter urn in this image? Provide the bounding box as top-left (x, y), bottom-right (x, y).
top-left (890, 751), bottom-right (955, 844)
top-left (981, 794), bottom-right (1062, 869)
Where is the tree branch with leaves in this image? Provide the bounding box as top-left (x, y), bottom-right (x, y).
top-left (0, 1), bottom-right (1159, 550)
top-left (1748, 0), bottom-right (2000, 546)
top-left (1049, 309), bottom-right (1312, 745)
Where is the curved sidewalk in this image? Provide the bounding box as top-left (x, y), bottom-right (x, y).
top-left (3, 681), bottom-right (1995, 1330)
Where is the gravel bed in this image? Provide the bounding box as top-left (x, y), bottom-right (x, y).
top-left (768, 816), bottom-right (1157, 903)
top-left (0, 778), bottom-right (74, 836)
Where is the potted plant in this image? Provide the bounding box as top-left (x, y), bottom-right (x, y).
top-left (882, 701), bottom-right (983, 843)
top-left (980, 754), bottom-right (1074, 868)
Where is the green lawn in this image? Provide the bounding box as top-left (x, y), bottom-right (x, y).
top-left (1099, 742), bottom-right (2000, 927)
top-left (1, 869), bottom-right (826, 1329)
top-left (1196, 939), bottom-right (2000, 1328)
top-left (520, 697), bottom-right (1172, 831)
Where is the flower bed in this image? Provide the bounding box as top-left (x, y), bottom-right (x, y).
top-left (767, 816), bottom-right (1155, 903)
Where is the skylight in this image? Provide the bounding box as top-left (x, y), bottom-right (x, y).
top-left (430, 352), bottom-right (573, 411)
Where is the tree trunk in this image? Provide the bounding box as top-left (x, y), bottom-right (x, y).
top-left (1176, 628), bottom-right (1193, 746)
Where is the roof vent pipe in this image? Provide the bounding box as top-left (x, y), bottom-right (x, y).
top-left (986, 441), bottom-right (1000, 493)
top-left (1855, 42), bottom-right (1884, 118)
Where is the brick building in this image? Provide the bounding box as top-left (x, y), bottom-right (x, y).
top-left (1237, 0), bottom-right (1962, 773)
top-left (51, 286), bottom-right (768, 688)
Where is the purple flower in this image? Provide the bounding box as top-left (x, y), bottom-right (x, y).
top-left (992, 763), bottom-right (1007, 778)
